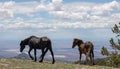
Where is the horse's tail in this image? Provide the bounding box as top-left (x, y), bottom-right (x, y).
top-left (87, 42), bottom-right (94, 57)
top-left (49, 40), bottom-right (52, 47)
top-left (91, 43), bottom-right (94, 57)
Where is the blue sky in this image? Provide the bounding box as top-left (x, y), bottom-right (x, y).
top-left (0, 0), bottom-right (120, 41)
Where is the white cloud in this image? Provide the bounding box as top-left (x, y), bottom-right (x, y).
top-left (62, 2), bottom-right (92, 12)
top-left (51, 0), bottom-right (63, 11)
top-left (0, 0), bottom-right (120, 32)
top-left (11, 2), bottom-right (37, 14)
top-left (49, 1), bottom-right (120, 21)
top-left (0, 9), bottom-right (13, 18)
top-left (36, 0), bottom-right (63, 11)
top-left (2, 1), bottom-right (15, 8)
top-left (36, 4), bottom-right (47, 11)
top-left (0, 21), bottom-right (109, 32)
top-left (92, 1), bottom-right (120, 15)
top-left (0, 1), bottom-right (39, 19)
top-left (0, 1), bottom-right (14, 18)
top-left (112, 13), bottom-right (120, 19)
top-left (1, 0), bottom-right (119, 22)
top-left (49, 11), bottom-right (89, 20)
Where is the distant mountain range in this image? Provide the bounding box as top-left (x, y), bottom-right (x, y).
top-left (13, 53), bottom-right (31, 60)
top-left (0, 55), bottom-right (5, 58)
top-left (0, 47), bottom-right (107, 63)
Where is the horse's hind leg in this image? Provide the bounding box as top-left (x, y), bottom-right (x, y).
top-left (89, 54), bottom-right (93, 65)
top-left (89, 50), bottom-right (95, 65)
top-left (34, 49), bottom-right (37, 61)
top-left (91, 50), bottom-right (95, 65)
top-left (39, 48), bottom-right (48, 62)
top-left (49, 47), bottom-right (55, 64)
top-left (79, 53), bottom-right (82, 63)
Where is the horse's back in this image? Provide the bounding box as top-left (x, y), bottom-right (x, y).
top-left (85, 41), bottom-right (94, 52)
top-left (28, 36), bottom-right (40, 47)
top-left (41, 37), bottom-right (50, 42)
top-left (80, 42), bottom-right (93, 48)
top-left (40, 37), bottom-right (51, 46)
top-left (79, 41), bottom-right (93, 53)
top-left (29, 36), bottom-right (50, 42)
top-left (85, 41), bottom-right (93, 47)
top-left (28, 36), bottom-right (51, 48)
top-left (30, 37), bottom-right (40, 44)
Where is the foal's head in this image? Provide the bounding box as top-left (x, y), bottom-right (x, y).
top-left (20, 40), bottom-right (28, 52)
top-left (72, 38), bottom-right (84, 48)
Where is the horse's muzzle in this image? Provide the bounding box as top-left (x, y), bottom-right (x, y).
top-left (20, 49), bottom-right (23, 52)
top-left (72, 45), bottom-right (74, 48)
top-left (20, 50), bottom-right (22, 52)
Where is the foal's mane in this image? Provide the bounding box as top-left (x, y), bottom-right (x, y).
top-left (74, 38), bottom-right (84, 44)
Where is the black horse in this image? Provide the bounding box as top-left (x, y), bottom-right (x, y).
top-left (20, 36), bottom-right (55, 64)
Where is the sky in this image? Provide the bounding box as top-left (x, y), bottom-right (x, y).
top-left (0, 0), bottom-right (120, 41)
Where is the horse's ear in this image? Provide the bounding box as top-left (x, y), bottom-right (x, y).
top-left (79, 40), bottom-right (84, 43)
top-left (21, 40), bottom-right (23, 42)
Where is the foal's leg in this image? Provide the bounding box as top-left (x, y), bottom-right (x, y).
top-left (89, 54), bottom-right (93, 65)
top-left (39, 48), bottom-right (48, 62)
top-left (28, 48), bottom-right (34, 60)
top-left (85, 53), bottom-right (89, 64)
top-left (89, 53), bottom-right (95, 65)
top-left (91, 50), bottom-right (95, 65)
top-left (79, 53), bottom-right (82, 63)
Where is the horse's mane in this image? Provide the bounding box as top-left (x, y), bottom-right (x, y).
top-left (23, 35), bottom-right (36, 43)
top-left (29, 35), bottom-right (37, 38)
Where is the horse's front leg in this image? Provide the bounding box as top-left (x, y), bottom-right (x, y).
top-left (34, 49), bottom-right (37, 61)
top-left (39, 48), bottom-right (45, 59)
top-left (28, 48), bottom-right (34, 60)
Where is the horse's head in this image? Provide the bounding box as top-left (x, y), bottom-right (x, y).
top-left (72, 38), bottom-right (83, 48)
top-left (20, 40), bottom-right (26, 52)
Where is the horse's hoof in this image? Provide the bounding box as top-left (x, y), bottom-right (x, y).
top-left (90, 64), bottom-right (95, 66)
top-left (34, 60), bottom-right (37, 62)
top-left (31, 60), bottom-right (36, 62)
top-left (39, 60), bottom-right (43, 63)
top-left (31, 58), bottom-right (34, 60)
top-left (92, 63), bottom-right (95, 65)
top-left (52, 61), bottom-right (55, 64)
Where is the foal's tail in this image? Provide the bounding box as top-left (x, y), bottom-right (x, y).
top-left (88, 42), bottom-right (94, 57)
top-left (91, 43), bottom-right (95, 65)
top-left (91, 43), bottom-right (94, 57)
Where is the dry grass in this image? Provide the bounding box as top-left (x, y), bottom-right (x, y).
top-left (0, 58), bottom-right (119, 69)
